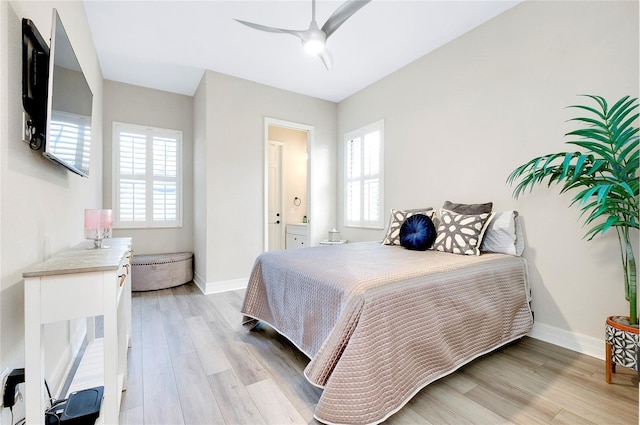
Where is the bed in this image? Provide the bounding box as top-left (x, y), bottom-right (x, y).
top-left (241, 209), bottom-right (533, 425)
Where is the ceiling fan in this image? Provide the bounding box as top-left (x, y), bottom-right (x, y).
top-left (235, 0), bottom-right (371, 70)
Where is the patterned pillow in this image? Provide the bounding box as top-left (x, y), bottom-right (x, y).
top-left (399, 214), bottom-right (437, 251)
top-left (433, 209), bottom-right (494, 256)
top-left (382, 208), bottom-right (435, 245)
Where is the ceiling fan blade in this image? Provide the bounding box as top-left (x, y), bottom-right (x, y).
top-left (321, 0), bottom-right (371, 39)
top-left (235, 19), bottom-right (304, 40)
top-left (318, 48), bottom-right (333, 70)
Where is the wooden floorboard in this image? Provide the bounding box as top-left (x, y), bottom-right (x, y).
top-left (139, 291), bottom-right (185, 425)
top-left (120, 283), bottom-right (638, 424)
top-left (172, 352), bottom-right (226, 424)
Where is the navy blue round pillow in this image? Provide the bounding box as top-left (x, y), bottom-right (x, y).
top-left (399, 214), bottom-right (437, 251)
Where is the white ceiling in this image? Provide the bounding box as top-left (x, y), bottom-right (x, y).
top-left (83, 0), bottom-right (521, 103)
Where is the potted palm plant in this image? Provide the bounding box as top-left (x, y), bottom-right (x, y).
top-left (507, 95), bottom-right (638, 383)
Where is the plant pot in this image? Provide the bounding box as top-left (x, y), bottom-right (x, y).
top-left (605, 315), bottom-right (639, 383)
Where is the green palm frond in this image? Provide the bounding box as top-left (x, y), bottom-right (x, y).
top-left (507, 95), bottom-right (639, 324)
top-left (507, 95), bottom-right (639, 236)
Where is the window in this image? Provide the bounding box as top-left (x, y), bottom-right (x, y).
top-left (113, 122), bottom-right (182, 228)
top-left (344, 120), bottom-right (384, 229)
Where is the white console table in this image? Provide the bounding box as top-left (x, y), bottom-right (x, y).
top-left (23, 238), bottom-right (132, 424)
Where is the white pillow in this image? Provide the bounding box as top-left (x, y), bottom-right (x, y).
top-left (514, 214), bottom-right (525, 256)
top-left (481, 210), bottom-right (524, 256)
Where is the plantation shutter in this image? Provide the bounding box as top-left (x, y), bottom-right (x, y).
top-left (344, 120), bottom-right (384, 228)
top-left (114, 123), bottom-right (182, 228)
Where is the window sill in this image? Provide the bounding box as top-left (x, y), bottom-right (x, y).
top-left (114, 225), bottom-right (184, 230)
top-left (344, 225), bottom-right (384, 230)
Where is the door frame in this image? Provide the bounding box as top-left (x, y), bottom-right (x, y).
top-left (264, 117), bottom-right (313, 252)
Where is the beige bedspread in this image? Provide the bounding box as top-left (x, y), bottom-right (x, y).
top-left (241, 242), bottom-right (533, 424)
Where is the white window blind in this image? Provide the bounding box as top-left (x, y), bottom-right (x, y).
top-left (113, 122), bottom-right (182, 228)
top-left (344, 120), bottom-right (384, 229)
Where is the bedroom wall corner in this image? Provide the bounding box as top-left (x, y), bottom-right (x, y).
top-left (199, 70), bottom-right (337, 290)
top-left (193, 71), bottom-right (209, 288)
top-left (102, 80), bottom-right (195, 255)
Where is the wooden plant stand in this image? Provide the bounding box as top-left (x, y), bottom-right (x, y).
top-left (605, 316), bottom-right (639, 384)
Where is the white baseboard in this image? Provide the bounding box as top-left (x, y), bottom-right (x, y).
top-left (193, 271), bottom-right (207, 294)
top-left (528, 322), bottom-right (604, 360)
top-left (192, 276), bottom-right (248, 295)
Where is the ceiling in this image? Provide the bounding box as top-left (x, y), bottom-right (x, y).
top-left (83, 0), bottom-right (521, 103)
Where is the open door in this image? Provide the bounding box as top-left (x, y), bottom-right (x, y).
top-left (267, 141), bottom-right (284, 251)
top-left (264, 118), bottom-right (312, 252)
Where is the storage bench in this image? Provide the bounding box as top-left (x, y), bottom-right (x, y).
top-left (131, 252), bottom-right (193, 291)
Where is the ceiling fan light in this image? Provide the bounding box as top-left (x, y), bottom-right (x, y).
top-left (304, 39), bottom-right (325, 55)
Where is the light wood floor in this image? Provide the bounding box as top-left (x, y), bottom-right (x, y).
top-left (118, 282), bottom-right (638, 425)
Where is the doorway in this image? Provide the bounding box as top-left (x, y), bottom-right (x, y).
top-left (264, 118), bottom-right (312, 252)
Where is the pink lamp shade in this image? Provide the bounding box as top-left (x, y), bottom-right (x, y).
top-left (84, 209), bottom-right (112, 247)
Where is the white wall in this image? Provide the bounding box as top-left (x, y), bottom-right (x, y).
top-left (194, 70), bottom-right (337, 292)
top-left (1, 1), bottom-right (103, 421)
top-left (337, 0), bottom-right (639, 354)
top-left (102, 80), bottom-right (194, 255)
top-left (192, 75), bottom-right (208, 293)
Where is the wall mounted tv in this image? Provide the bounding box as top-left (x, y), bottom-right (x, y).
top-left (22, 9), bottom-right (93, 177)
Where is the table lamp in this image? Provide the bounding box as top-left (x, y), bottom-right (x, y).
top-left (84, 209), bottom-right (112, 248)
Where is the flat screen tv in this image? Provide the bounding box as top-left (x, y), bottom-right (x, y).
top-left (43, 9), bottom-right (93, 177)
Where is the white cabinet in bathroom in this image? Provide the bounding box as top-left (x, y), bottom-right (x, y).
top-left (286, 224), bottom-right (308, 249)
